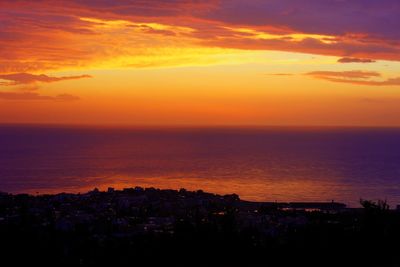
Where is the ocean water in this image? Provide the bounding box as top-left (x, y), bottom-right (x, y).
top-left (0, 125), bottom-right (400, 207)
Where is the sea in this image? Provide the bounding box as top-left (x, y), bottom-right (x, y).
top-left (1, 125), bottom-right (400, 207)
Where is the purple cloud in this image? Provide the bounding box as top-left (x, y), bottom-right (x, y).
top-left (203, 0), bottom-right (400, 40)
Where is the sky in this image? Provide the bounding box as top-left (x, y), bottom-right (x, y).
top-left (1, 0), bottom-right (400, 126)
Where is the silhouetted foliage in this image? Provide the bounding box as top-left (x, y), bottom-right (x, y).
top-left (360, 199), bottom-right (390, 213)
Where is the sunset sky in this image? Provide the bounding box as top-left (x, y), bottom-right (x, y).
top-left (1, 0), bottom-right (400, 126)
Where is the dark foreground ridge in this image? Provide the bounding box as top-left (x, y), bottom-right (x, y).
top-left (1, 187), bottom-right (399, 266)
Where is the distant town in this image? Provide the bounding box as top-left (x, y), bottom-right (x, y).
top-left (1, 187), bottom-right (399, 266)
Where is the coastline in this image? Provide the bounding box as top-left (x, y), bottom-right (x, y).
top-left (1, 187), bottom-right (399, 266)
top-left (2, 124), bottom-right (400, 207)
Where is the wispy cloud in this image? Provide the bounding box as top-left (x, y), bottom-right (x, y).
top-left (306, 71), bottom-right (400, 86)
top-left (307, 71), bottom-right (381, 79)
top-left (338, 57), bottom-right (376, 63)
top-left (0, 91), bottom-right (80, 101)
top-left (0, 73), bottom-right (91, 86)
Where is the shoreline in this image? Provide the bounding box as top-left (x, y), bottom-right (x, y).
top-left (2, 186), bottom-right (351, 211)
top-left (3, 186), bottom-right (397, 210)
top-left (1, 186), bottom-right (399, 266)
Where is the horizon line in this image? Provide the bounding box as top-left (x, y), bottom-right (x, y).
top-left (1, 122), bottom-right (400, 129)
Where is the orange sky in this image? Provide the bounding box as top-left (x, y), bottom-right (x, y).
top-left (1, 0), bottom-right (400, 126)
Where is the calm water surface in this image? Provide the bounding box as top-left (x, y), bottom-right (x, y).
top-left (1, 125), bottom-right (400, 207)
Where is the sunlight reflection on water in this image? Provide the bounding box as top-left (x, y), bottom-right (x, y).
top-left (1, 125), bottom-right (400, 207)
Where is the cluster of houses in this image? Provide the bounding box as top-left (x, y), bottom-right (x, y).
top-left (0, 187), bottom-right (350, 239)
top-left (2, 188), bottom-right (399, 266)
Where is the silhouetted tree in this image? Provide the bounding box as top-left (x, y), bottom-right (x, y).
top-left (360, 199), bottom-right (390, 213)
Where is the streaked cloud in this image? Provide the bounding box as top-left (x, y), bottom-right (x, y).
top-left (0, 73), bottom-right (87, 102)
top-left (0, 91), bottom-right (80, 101)
top-left (0, 73), bottom-right (92, 86)
top-left (307, 71), bottom-right (381, 79)
top-left (306, 71), bottom-right (400, 86)
top-left (338, 57), bottom-right (376, 64)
